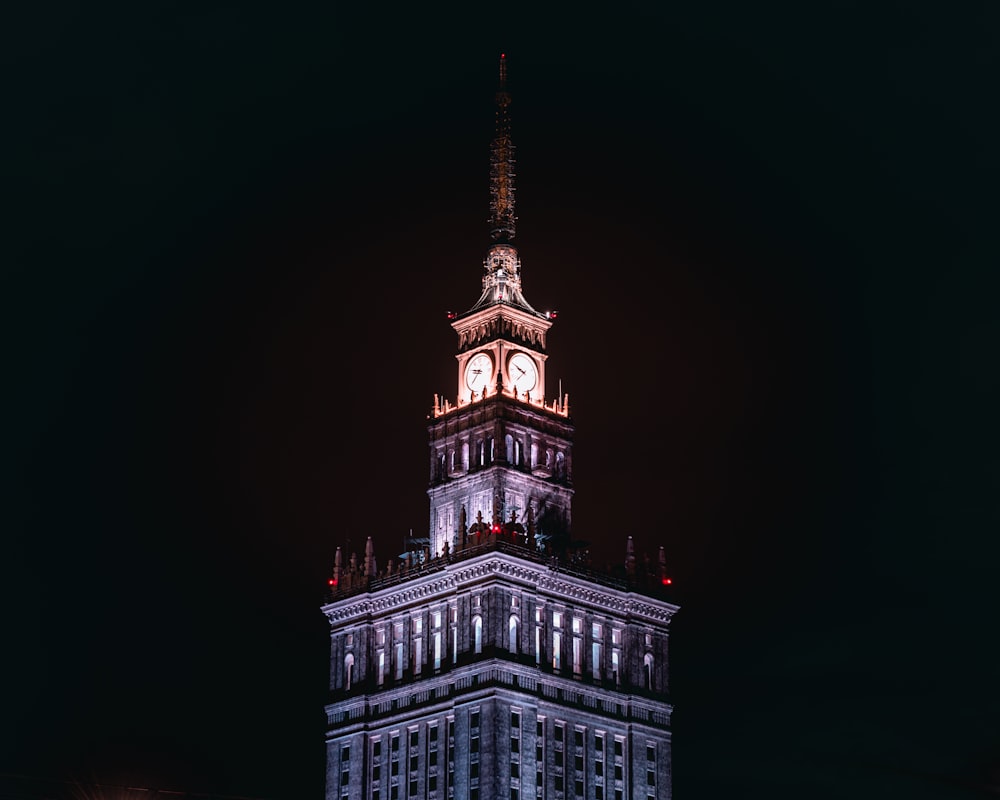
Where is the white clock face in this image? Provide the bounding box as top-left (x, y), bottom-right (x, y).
top-left (508, 353), bottom-right (537, 394)
top-left (465, 353), bottom-right (493, 393)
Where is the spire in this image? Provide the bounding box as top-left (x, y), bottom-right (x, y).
top-left (490, 52), bottom-right (516, 244)
top-left (462, 54), bottom-right (545, 319)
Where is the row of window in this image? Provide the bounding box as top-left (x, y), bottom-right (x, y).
top-left (433, 435), bottom-right (568, 480)
top-left (344, 605), bottom-right (657, 691)
top-left (345, 715), bottom-right (655, 800)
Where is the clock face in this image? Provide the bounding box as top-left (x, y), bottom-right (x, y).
top-left (508, 353), bottom-right (537, 394)
top-left (465, 353), bottom-right (493, 393)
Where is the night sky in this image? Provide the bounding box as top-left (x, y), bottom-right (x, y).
top-left (6, 3), bottom-right (999, 799)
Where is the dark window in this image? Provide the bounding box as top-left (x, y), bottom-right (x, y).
top-left (511, 762), bottom-right (519, 778)
top-left (393, 737), bottom-right (400, 752)
top-left (575, 731), bottom-right (583, 748)
top-left (471, 711), bottom-right (480, 729)
top-left (429, 750), bottom-right (438, 767)
top-left (537, 721), bottom-right (543, 736)
top-left (512, 711), bottom-right (521, 729)
top-left (615, 791), bottom-right (622, 800)
top-left (374, 741), bottom-right (382, 757)
top-left (512, 738), bottom-right (520, 753)
top-left (391, 786), bottom-right (398, 800)
top-left (392, 761), bottom-right (399, 776)
top-left (410, 756), bottom-right (418, 772)
top-left (373, 791), bottom-right (379, 800)
top-left (614, 765), bottom-right (622, 781)
top-left (647, 770), bottom-right (655, 786)
top-left (343, 747), bottom-right (351, 762)
top-left (342, 772), bottom-right (350, 786)
top-left (373, 765), bottom-right (381, 781)
top-left (575, 780), bottom-right (583, 796)
top-left (614, 740), bottom-right (622, 757)
top-left (511, 790), bottom-right (519, 800)
top-left (647, 745), bottom-right (655, 762)
top-left (429, 776), bottom-right (437, 792)
top-left (471, 790), bottom-right (479, 800)
top-left (471, 737), bottom-right (479, 754)
top-left (411, 731), bottom-right (419, 748)
top-left (595, 787), bottom-right (603, 800)
top-left (575, 756), bottom-right (583, 771)
top-left (555, 726), bottom-right (563, 742)
top-left (596, 761), bottom-right (603, 776)
top-left (410, 780), bottom-right (418, 796)
top-left (555, 777), bottom-right (563, 792)
top-left (471, 763), bottom-right (479, 779)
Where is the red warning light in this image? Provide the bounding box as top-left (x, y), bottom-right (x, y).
top-left (329, 578), bottom-right (338, 586)
top-left (662, 578), bottom-right (672, 586)
top-left (501, 53), bottom-right (505, 58)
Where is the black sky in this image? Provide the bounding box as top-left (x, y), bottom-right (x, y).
top-left (5, 3), bottom-right (999, 799)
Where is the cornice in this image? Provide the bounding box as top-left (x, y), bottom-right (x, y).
top-left (322, 554), bottom-right (679, 626)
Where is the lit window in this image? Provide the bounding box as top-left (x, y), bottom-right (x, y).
top-left (552, 611), bottom-right (562, 628)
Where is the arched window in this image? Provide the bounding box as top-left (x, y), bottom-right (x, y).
top-left (462, 441), bottom-right (470, 471)
top-left (530, 443), bottom-right (539, 468)
top-left (505, 434), bottom-right (514, 463)
top-left (644, 653), bottom-right (654, 690)
top-left (555, 451), bottom-right (566, 479)
top-left (449, 449), bottom-right (456, 473)
top-left (545, 449), bottom-right (554, 469)
top-left (344, 653), bottom-right (354, 691)
top-left (473, 615), bottom-right (483, 654)
top-left (509, 615), bottom-right (519, 654)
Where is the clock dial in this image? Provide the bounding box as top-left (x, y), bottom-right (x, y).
top-left (465, 353), bottom-right (493, 394)
top-left (508, 353), bottom-right (537, 394)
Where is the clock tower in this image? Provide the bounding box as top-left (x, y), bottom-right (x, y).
top-left (427, 53), bottom-right (573, 560)
top-left (321, 54), bottom-right (678, 800)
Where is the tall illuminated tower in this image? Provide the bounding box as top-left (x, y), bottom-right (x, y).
top-left (321, 55), bottom-right (679, 800)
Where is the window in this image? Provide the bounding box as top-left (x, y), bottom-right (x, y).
top-left (591, 623), bottom-right (603, 680)
top-left (552, 611), bottom-right (562, 629)
top-left (572, 635), bottom-right (582, 675)
top-left (344, 653), bottom-right (355, 690)
top-left (644, 653), bottom-right (654, 690)
top-left (473, 616), bottom-right (483, 654)
top-left (434, 631), bottom-right (442, 670)
top-left (395, 642), bottom-right (404, 680)
top-left (552, 631), bottom-right (561, 670)
top-left (509, 615), bottom-right (519, 653)
top-left (572, 617), bottom-right (582, 634)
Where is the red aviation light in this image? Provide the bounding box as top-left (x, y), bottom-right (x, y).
top-left (446, 311), bottom-right (457, 320)
top-left (492, 524), bottom-right (501, 533)
top-left (662, 578), bottom-right (672, 586)
top-left (329, 578), bottom-right (338, 586)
